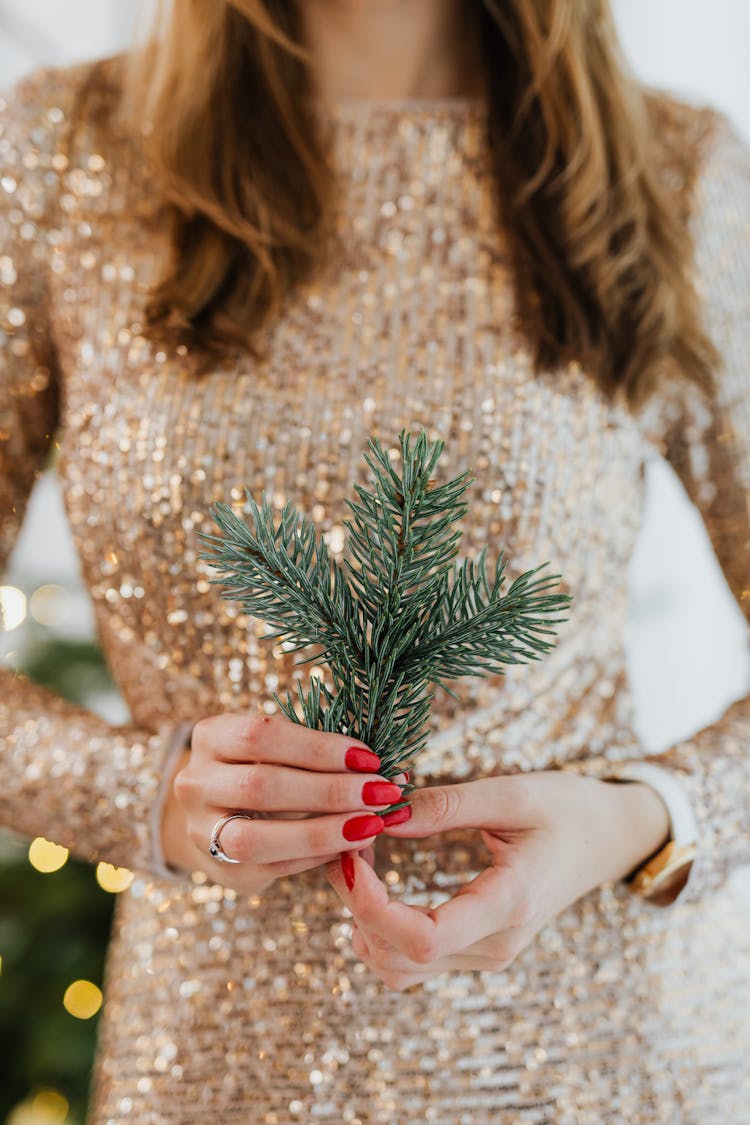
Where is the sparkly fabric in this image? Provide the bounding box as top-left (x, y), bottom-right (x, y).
top-left (1, 56), bottom-right (749, 1123)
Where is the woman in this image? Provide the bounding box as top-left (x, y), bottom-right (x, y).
top-left (1, 0), bottom-right (749, 1120)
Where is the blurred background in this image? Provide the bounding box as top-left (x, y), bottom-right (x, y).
top-left (1, 1), bottom-right (749, 1122)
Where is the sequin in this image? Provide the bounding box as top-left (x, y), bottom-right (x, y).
top-left (1, 56), bottom-right (749, 1124)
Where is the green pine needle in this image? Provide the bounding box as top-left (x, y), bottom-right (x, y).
top-left (197, 428), bottom-right (573, 810)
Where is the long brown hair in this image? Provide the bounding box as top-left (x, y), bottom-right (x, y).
top-left (120, 0), bottom-right (720, 408)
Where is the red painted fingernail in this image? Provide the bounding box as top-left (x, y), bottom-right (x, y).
top-left (345, 747), bottom-right (381, 772)
top-left (362, 780), bottom-right (403, 805)
top-left (381, 805), bottom-right (412, 827)
top-left (340, 852), bottom-right (355, 891)
top-left (403, 771), bottom-right (410, 782)
top-left (342, 814), bottom-right (385, 841)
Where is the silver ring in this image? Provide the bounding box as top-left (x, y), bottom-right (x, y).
top-left (208, 812), bottom-right (257, 864)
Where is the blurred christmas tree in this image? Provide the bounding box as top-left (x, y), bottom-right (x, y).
top-left (0, 637), bottom-right (119, 1125)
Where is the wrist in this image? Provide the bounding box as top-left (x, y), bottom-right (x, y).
top-left (598, 778), bottom-right (671, 884)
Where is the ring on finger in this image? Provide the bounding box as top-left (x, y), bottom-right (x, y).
top-left (208, 812), bottom-right (258, 864)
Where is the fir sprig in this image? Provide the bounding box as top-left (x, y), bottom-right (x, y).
top-left (197, 429), bottom-right (572, 811)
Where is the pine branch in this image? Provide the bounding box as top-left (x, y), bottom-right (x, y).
top-left (201, 493), bottom-right (365, 672)
top-left (403, 553), bottom-right (571, 681)
top-left (197, 428), bottom-right (573, 809)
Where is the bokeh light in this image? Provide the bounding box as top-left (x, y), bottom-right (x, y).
top-left (29, 584), bottom-right (72, 628)
top-left (62, 980), bottom-right (102, 1020)
top-left (28, 838), bottom-right (69, 874)
top-left (7, 1089), bottom-right (70, 1125)
top-left (0, 585), bottom-right (27, 631)
top-left (95, 862), bottom-right (134, 893)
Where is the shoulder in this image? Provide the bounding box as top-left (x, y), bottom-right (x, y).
top-left (0, 53), bottom-right (131, 172)
top-left (643, 89), bottom-right (748, 220)
top-left (0, 53), bottom-right (149, 225)
top-left (1, 53), bottom-right (124, 126)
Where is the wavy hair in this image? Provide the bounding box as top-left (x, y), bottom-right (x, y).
top-left (120, 0), bottom-right (720, 407)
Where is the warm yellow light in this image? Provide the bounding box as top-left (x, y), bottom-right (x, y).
top-left (96, 862), bottom-right (134, 893)
top-left (28, 837), bottom-right (69, 873)
top-left (0, 585), bottom-right (27, 631)
top-left (6, 1089), bottom-right (70, 1125)
top-left (29, 584), bottom-right (71, 627)
top-left (32, 1091), bottom-right (69, 1121)
top-left (63, 979), bottom-right (103, 1020)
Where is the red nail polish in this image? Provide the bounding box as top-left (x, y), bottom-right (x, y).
top-left (342, 813), bottom-right (385, 841)
top-left (340, 852), bottom-right (355, 891)
top-left (345, 747), bottom-right (381, 772)
top-left (403, 771), bottom-right (410, 783)
top-left (381, 805), bottom-right (412, 827)
top-left (362, 780), bottom-right (403, 805)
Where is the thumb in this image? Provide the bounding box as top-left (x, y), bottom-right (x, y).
top-left (382, 774), bottom-right (536, 838)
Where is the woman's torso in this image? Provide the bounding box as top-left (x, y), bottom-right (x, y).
top-left (15, 56), bottom-right (750, 1123)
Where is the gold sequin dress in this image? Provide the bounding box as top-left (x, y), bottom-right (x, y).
top-left (1, 56), bottom-right (749, 1124)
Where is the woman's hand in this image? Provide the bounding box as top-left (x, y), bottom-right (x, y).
top-left (325, 769), bottom-right (670, 990)
top-left (160, 712), bottom-right (407, 894)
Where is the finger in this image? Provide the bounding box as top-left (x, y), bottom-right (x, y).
top-left (354, 913), bottom-right (518, 968)
top-left (327, 852), bottom-right (522, 963)
top-left (380, 774), bottom-right (539, 839)
top-left (205, 810), bottom-right (386, 865)
top-left (193, 712), bottom-right (380, 773)
top-left (218, 850), bottom-right (344, 893)
top-left (261, 851), bottom-right (343, 874)
top-left (200, 761), bottom-right (406, 813)
top-left (351, 925), bottom-right (505, 975)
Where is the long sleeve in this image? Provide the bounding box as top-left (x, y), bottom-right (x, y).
top-left (0, 65), bottom-right (184, 877)
top-left (577, 110), bottom-right (750, 905)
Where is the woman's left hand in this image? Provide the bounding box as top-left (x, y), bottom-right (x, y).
top-left (325, 769), bottom-right (670, 991)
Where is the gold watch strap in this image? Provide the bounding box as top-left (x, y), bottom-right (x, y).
top-left (604, 762), bottom-right (699, 906)
top-left (627, 839), bottom-right (698, 905)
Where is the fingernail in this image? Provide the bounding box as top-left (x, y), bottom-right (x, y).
top-left (342, 813), bottom-right (385, 841)
top-left (361, 780), bottom-right (403, 805)
top-left (381, 805), bottom-right (412, 827)
top-left (403, 771), bottom-right (410, 783)
top-left (345, 747), bottom-right (381, 772)
top-left (340, 852), bottom-right (355, 891)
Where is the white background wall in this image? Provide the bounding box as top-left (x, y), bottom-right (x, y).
top-left (1, 1), bottom-right (749, 757)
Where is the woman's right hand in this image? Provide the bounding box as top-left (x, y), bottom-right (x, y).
top-left (160, 712), bottom-right (407, 894)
